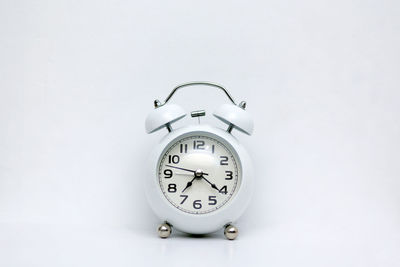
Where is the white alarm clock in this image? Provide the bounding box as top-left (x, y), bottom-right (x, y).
top-left (144, 82), bottom-right (254, 240)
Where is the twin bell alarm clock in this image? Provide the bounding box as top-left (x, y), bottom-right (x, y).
top-left (144, 82), bottom-right (254, 240)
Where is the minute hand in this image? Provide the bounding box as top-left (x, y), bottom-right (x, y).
top-left (165, 165), bottom-right (209, 176)
top-left (201, 176), bottom-right (220, 192)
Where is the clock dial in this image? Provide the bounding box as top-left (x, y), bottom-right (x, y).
top-left (158, 135), bottom-right (241, 214)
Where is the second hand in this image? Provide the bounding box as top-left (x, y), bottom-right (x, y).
top-left (165, 165), bottom-right (209, 176)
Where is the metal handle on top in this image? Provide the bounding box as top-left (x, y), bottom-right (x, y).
top-left (154, 82), bottom-right (236, 107)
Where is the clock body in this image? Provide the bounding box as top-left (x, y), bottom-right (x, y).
top-left (145, 124), bottom-right (253, 234)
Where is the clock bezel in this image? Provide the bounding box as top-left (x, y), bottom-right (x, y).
top-left (145, 124), bottom-right (253, 234)
top-left (158, 133), bottom-right (242, 215)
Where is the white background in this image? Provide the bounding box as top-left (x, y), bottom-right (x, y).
top-left (0, 0), bottom-right (399, 266)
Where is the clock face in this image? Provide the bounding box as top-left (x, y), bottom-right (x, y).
top-left (158, 134), bottom-right (242, 214)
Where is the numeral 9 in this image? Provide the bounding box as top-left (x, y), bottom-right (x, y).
top-left (164, 169), bottom-right (172, 178)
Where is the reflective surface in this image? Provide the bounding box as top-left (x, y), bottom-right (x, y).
top-left (0, 223), bottom-right (398, 267)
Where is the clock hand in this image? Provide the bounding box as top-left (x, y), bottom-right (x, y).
top-left (181, 177), bottom-right (197, 193)
top-left (165, 165), bottom-right (209, 176)
top-left (200, 176), bottom-right (220, 192)
top-left (174, 172), bottom-right (193, 176)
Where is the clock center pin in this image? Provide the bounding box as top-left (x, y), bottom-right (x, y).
top-left (194, 169), bottom-right (204, 179)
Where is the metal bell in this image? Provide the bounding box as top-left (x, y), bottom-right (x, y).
top-left (213, 103), bottom-right (254, 135)
top-left (145, 104), bottom-right (186, 133)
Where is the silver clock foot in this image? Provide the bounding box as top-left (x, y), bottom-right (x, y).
top-left (158, 222), bottom-right (172, 238)
top-left (224, 224), bottom-right (238, 240)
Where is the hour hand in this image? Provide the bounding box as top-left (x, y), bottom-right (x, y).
top-left (181, 177), bottom-right (196, 193)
